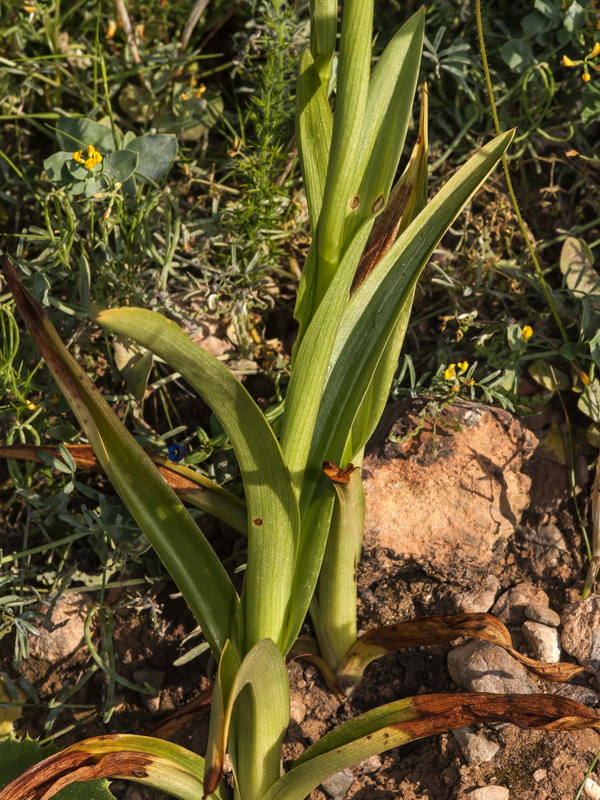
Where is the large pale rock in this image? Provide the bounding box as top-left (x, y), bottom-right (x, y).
top-left (561, 596), bottom-right (600, 669)
top-left (28, 594), bottom-right (92, 663)
top-left (363, 403), bottom-right (536, 577)
top-left (447, 641), bottom-right (537, 694)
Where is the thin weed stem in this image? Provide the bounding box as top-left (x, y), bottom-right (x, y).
top-left (474, 0), bottom-right (569, 344)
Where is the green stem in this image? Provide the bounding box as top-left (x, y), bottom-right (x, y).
top-left (474, 0), bottom-right (568, 344)
top-left (316, 467), bottom-right (364, 672)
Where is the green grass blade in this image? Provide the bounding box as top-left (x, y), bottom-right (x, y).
top-left (1, 257), bottom-right (238, 659)
top-left (96, 308), bottom-right (300, 655)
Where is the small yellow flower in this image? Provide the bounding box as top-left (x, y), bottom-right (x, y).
top-left (73, 149), bottom-right (84, 163)
top-left (457, 361), bottom-right (469, 372)
top-left (180, 92), bottom-right (189, 101)
top-left (562, 55), bottom-right (577, 67)
top-left (26, 400), bottom-right (37, 410)
top-left (106, 19), bottom-right (117, 39)
top-left (522, 325), bottom-right (533, 340)
top-left (566, 149), bottom-right (580, 157)
top-left (590, 42), bottom-right (600, 58)
top-left (583, 71), bottom-right (591, 82)
top-left (195, 84), bottom-right (207, 99)
top-left (443, 364), bottom-right (456, 381)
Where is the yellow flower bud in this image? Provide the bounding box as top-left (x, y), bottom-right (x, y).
top-left (565, 149), bottom-right (579, 157)
top-left (590, 42), bottom-right (600, 58)
top-left (443, 364), bottom-right (456, 381)
top-left (86, 144), bottom-right (96, 157)
top-left (583, 71), bottom-right (591, 82)
top-left (195, 84), bottom-right (207, 98)
top-left (73, 149), bottom-right (84, 163)
top-left (106, 19), bottom-right (117, 39)
top-left (180, 92), bottom-right (189, 101)
top-left (522, 325), bottom-right (533, 340)
top-left (562, 55), bottom-right (576, 67)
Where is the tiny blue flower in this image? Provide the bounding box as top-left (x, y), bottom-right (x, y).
top-left (167, 443), bottom-right (185, 463)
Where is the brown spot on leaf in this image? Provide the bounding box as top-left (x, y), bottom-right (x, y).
top-left (349, 195), bottom-right (360, 209)
top-left (253, 518), bottom-right (263, 526)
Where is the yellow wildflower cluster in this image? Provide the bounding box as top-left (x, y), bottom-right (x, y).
top-left (562, 41), bottom-right (600, 82)
top-left (73, 144), bottom-right (103, 171)
top-left (442, 361), bottom-right (471, 392)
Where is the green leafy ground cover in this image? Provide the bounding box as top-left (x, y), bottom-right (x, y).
top-left (0, 0), bottom-right (599, 753)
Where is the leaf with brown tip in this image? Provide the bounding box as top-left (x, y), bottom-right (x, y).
top-left (264, 692), bottom-right (600, 800)
top-left (336, 613), bottom-right (583, 695)
top-left (0, 734), bottom-right (226, 800)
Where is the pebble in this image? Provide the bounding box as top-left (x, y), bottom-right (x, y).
top-left (491, 582), bottom-right (550, 625)
top-left (521, 621), bottom-right (562, 663)
top-left (551, 683), bottom-right (599, 707)
top-left (524, 523), bottom-right (568, 573)
top-left (524, 604), bottom-right (561, 627)
top-left (467, 786), bottom-right (509, 800)
top-left (533, 768), bottom-right (547, 782)
top-left (585, 777), bottom-right (600, 799)
top-left (289, 693), bottom-right (306, 725)
top-left (453, 576), bottom-right (500, 614)
top-left (561, 596), bottom-right (600, 669)
top-left (358, 755), bottom-right (382, 774)
top-left (452, 726), bottom-right (499, 765)
top-left (321, 769), bottom-right (354, 799)
top-left (448, 641), bottom-right (537, 694)
top-left (28, 593), bottom-right (92, 662)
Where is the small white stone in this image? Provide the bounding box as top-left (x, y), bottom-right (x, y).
top-left (521, 621), bottom-right (562, 662)
top-left (452, 726), bottom-right (499, 765)
top-left (321, 769), bottom-right (353, 799)
top-left (467, 786), bottom-right (509, 800)
top-left (585, 777), bottom-right (600, 799)
top-left (289, 693), bottom-right (306, 725)
top-left (358, 755), bottom-right (381, 774)
top-left (533, 768), bottom-right (547, 782)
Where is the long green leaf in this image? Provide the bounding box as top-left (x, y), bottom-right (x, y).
top-left (295, 48), bottom-right (333, 231)
top-left (264, 693), bottom-right (600, 800)
top-left (342, 8), bottom-right (425, 247)
top-left (96, 308), bottom-right (300, 655)
top-left (309, 0), bottom-right (337, 87)
top-left (1, 257), bottom-right (238, 659)
top-left (316, 0), bottom-right (373, 300)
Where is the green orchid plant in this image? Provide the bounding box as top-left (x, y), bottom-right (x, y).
top-left (2, 1), bottom-right (600, 799)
